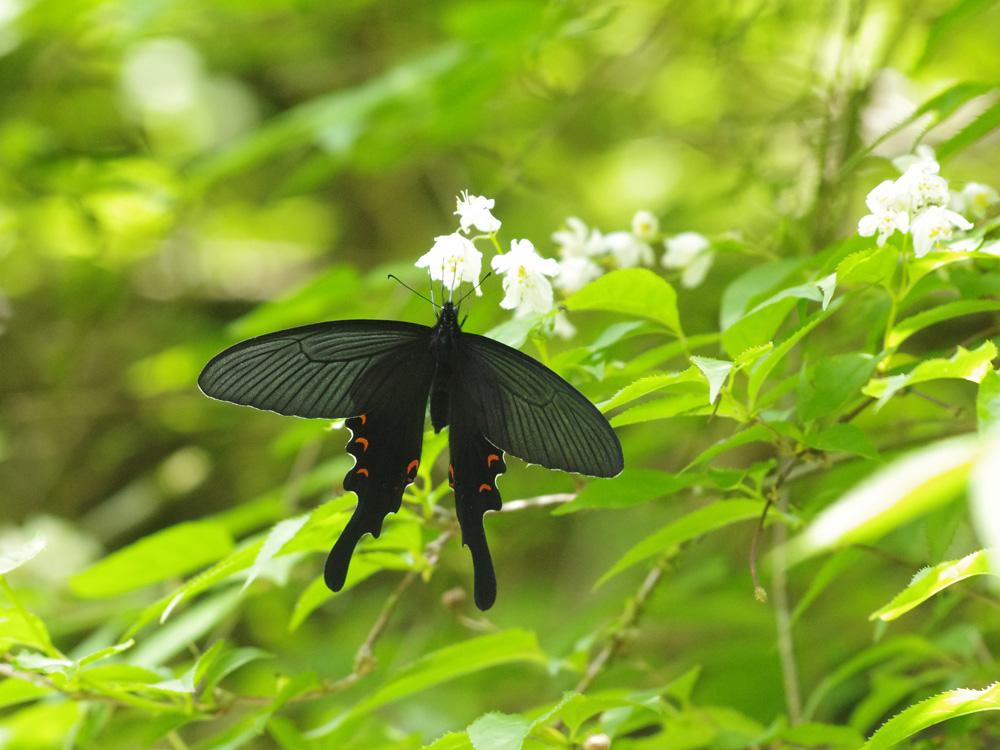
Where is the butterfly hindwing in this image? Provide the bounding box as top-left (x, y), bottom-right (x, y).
top-left (447, 417), bottom-right (507, 611)
top-left (458, 333), bottom-right (624, 478)
top-left (198, 320), bottom-right (430, 419)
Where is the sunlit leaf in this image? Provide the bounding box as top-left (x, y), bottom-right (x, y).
top-left (0, 535), bottom-right (46, 576)
top-left (601, 368), bottom-right (702, 411)
top-left (836, 243), bottom-right (898, 286)
top-left (862, 342), bottom-right (997, 409)
top-left (467, 712), bottom-right (533, 750)
top-left (869, 550), bottom-right (996, 622)
top-left (566, 269), bottom-right (682, 336)
top-left (786, 436), bottom-right (977, 565)
top-left (691, 356), bottom-right (732, 405)
top-left (71, 521), bottom-right (235, 598)
top-left (887, 300), bottom-right (1000, 348)
top-left (861, 683), bottom-right (1000, 750)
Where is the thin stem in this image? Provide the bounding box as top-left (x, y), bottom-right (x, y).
top-left (772, 486), bottom-right (802, 724)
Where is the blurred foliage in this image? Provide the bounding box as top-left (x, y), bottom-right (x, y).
top-left (2, 0), bottom-right (1000, 749)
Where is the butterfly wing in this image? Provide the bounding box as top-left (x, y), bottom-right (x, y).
top-left (458, 333), bottom-right (624, 478)
top-left (198, 321), bottom-right (436, 592)
top-left (446, 408), bottom-right (507, 611)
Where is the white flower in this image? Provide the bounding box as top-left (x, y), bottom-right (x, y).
top-left (454, 191), bottom-right (501, 235)
top-left (491, 239), bottom-right (560, 314)
top-left (894, 164), bottom-right (949, 213)
top-left (631, 210), bottom-right (659, 240)
top-left (552, 217), bottom-right (605, 258)
top-left (554, 256), bottom-right (603, 292)
top-left (602, 230), bottom-right (654, 269)
top-left (910, 206), bottom-right (974, 258)
top-left (416, 233), bottom-right (483, 295)
top-left (891, 144), bottom-right (939, 175)
top-left (857, 179), bottom-right (910, 246)
top-left (662, 231), bottom-right (714, 288)
top-left (959, 182), bottom-right (999, 221)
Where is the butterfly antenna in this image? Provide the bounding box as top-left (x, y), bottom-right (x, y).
top-left (387, 274), bottom-right (438, 309)
top-left (458, 273), bottom-right (492, 305)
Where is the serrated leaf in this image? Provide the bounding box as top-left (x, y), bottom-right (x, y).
top-left (610, 391), bottom-right (719, 427)
top-left (685, 424), bottom-right (774, 469)
top-left (596, 500), bottom-right (769, 586)
top-left (861, 683), bottom-right (1000, 750)
top-left (422, 733), bottom-right (474, 750)
top-left (565, 268), bottom-right (682, 335)
top-left (242, 514), bottom-right (311, 592)
top-left (937, 97), bottom-right (1000, 161)
top-left (71, 521), bottom-right (235, 598)
top-left (467, 712), bottom-right (533, 750)
top-left (553, 469), bottom-right (728, 515)
top-left (720, 259), bottom-right (799, 330)
top-left (836, 243), bottom-right (898, 286)
top-left (976, 367), bottom-right (1000, 434)
top-left (786, 436), bottom-right (976, 565)
top-left (862, 341), bottom-right (998, 408)
top-left (722, 297), bottom-right (796, 358)
top-left (600, 368), bottom-right (702, 411)
top-left (869, 550), bottom-right (995, 622)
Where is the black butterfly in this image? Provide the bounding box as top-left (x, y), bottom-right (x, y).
top-left (198, 301), bottom-right (623, 610)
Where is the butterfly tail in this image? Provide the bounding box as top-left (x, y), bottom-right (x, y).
top-left (450, 431), bottom-right (506, 611)
top-left (324, 504), bottom-right (383, 591)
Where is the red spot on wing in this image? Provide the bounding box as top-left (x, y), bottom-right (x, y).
top-left (487, 454), bottom-right (500, 467)
top-left (478, 483), bottom-right (492, 493)
top-left (356, 467), bottom-right (369, 477)
top-left (407, 459), bottom-right (419, 479)
top-left (355, 437), bottom-right (369, 451)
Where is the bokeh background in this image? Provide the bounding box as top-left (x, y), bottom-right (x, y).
top-left (2, 0), bottom-right (1000, 746)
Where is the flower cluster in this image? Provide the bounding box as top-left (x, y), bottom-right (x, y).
top-left (416, 193), bottom-right (720, 325)
top-left (552, 211), bottom-right (715, 291)
top-left (415, 192), bottom-right (560, 315)
top-left (857, 146), bottom-right (995, 257)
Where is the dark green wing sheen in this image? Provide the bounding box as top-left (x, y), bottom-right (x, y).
top-left (198, 320), bottom-right (430, 419)
top-left (458, 333), bottom-right (623, 478)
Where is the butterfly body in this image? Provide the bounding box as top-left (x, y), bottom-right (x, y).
top-left (199, 301), bottom-right (623, 610)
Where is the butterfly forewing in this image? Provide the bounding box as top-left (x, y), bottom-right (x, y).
top-left (459, 333), bottom-right (624, 478)
top-left (198, 321), bottom-right (430, 419)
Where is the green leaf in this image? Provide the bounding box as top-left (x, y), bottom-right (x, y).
top-left (976, 367), bottom-right (1000, 434)
top-left (803, 423), bottom-right (878, 460)
top-left (601, 368), bottom-right (702, 411)
top-left (719, 259), bottom-right (799, 330)
top-left (861, 683), bottom-right (1000, 750)
top-left (791, 549), bottom-right (863, 625)
top-left (776, 722), bottom-right (864, 749)
top-left (309, 630), bottom-right (549, 739)
top-left (786, 436), bottom-right (977, 565)
top-left (610, 391), bottom-right (719, 427)
top-left (836, 243), bottom-right (898, 286)
top-left (721, 297), bottom-right (795, 359)
top-left (596, 500), bottom-right (769, 586)
top-left (0, 534), bottom-right (46, 575)
top-left (71, 521), bottom-right (235, 598)
top-left (242, 514), bottom-right (311, 592)
top-left (888, 300), bottom-right (1000, 348)
top-left (685, 424), bottom-right (775, 468)
top-left (200, 646), bottom-right (273, 696)
top-left (748, 296), bottom-right (844, 407)
top-left (798, 353), bottom-right (881, 421)
top-left (0, 606), bottom-right (54, 652)
top-left (862, 341), bottom-right (998, 408)
top-left (565, 269), bottom-right (682, 336)
top-left (870, 550), bottom-right (996, 622)
top-left (691, 356), bottom-right (732, 404)
top-left (0, 679), bottom-right (50, 710)
top-left (423, 733), bottom-right (474, 750)
top-left (554, 469), bottom-right (721, 515)
top-left (466, 712), bottom-right (534, 750)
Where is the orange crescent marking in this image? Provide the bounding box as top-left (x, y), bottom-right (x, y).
top-left (487, 454), bottom-right (500, 466)
top-left (358, 414), bottom-right (366, 424)
top-left (478, 483), bottom-right (492, 493)
top-left (448, 464), bottom-right (454, 478)
top-left (407, 459), bottom-right (419, 474)
top-left (356, 468), bottom-right (369, 477)
top-left (355, 437), bottom-right (369, 451)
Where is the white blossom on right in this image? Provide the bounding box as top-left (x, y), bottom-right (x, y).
top-left (858, 180), bottom-right (910, 246)
top-left (910, 206), bottom-right (973, 258)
